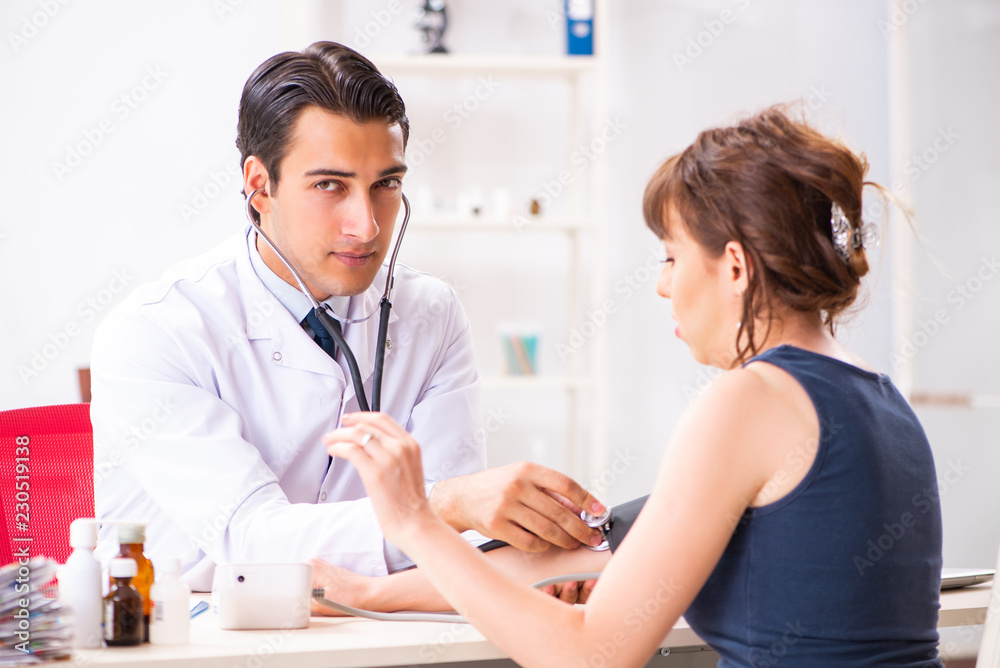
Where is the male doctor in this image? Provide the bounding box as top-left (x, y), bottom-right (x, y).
top-left (90, 41), bottom-right (604, 591)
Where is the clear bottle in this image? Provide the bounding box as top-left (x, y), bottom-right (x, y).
top-left (114, 523), bottom-right (154, 642)
top-left (149, 558), bottom-right (190, 645)
top-left (58, 518), bottom-right (103, 648)
top-left (103, 558), bottom-right (142, 646)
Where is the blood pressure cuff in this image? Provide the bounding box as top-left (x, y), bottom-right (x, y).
top-left (605, 495), bottom-right (648, 552)
top-left (476, 494), bottom-right (650, 554)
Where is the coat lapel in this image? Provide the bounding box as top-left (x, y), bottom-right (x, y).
top-left (235, 234), bottom-right (399, 395)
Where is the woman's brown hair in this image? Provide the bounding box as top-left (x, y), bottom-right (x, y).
top-left (643, 106), bottom-right (877, 365)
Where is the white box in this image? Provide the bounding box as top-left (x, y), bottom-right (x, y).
top-left (211, 562), bottom-right (312, 630)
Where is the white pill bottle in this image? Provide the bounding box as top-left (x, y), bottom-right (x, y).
top-left (149, 557), bottom-right (190, 645)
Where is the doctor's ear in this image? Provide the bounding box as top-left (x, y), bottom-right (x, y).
top-left (242, 156), bottom-right (272, 216)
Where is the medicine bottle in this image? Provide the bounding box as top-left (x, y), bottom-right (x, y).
top-left (59, 518), bottom-right (103, 648)
top-left (114, 523), bottom-right (154, 642)
top-left (150, 558), bottom-right (190, 645)
top-left (104, 558), bottom-right (142, 646)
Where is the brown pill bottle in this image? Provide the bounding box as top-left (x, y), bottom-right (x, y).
top-left (113, 523), bottom-right (155, 642)
top-left (104, 558), bottom-right (142, 646)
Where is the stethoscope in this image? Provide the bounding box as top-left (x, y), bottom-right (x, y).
top-left (247, 186), bottom-right (612, 549)
top-left (244, 188), bottom-right (410, 413)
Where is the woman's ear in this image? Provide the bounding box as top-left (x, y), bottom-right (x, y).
top-left (724, 240), bottom-right (750, 296)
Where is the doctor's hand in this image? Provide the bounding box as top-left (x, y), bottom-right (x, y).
top-left (428, 462), bottom-right (606, 553)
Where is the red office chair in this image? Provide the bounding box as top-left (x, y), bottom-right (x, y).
top-left (0, 403), bottom-right (94, 566)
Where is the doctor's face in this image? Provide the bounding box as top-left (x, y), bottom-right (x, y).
top-left (253, 106), bottom-right (407, 300)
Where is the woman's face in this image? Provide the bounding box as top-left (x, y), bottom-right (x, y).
top-left (655, 218), bottom-right (745, 367)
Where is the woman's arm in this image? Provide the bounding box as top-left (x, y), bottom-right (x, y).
top-left (326, 366), bottom-right (809, 667)
top-left (311, 541), bottom-right (609, 614)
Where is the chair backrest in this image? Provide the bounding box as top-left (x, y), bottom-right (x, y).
top-left (978, 543), bottom-right (1000, 667)
top-left (0, 404), bottom-right (94, 566)
top-left (78, 367), bottom-right (92, 403)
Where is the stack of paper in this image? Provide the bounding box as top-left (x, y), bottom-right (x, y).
top-left (0, 557), bottom-right (72, 665)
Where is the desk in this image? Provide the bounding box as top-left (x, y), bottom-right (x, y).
top-left (72, 584), bottom-right (993, 668)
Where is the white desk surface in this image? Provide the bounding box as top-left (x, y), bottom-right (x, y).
top-left (71, 584), bottom-right (993, 668)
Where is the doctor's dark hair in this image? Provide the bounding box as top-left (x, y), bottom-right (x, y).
top-left (236, 41), bottom-right (409, 201)
top-left (643, 106), bottom-right (877, 365)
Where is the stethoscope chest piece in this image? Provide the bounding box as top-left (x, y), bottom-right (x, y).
top-left (581, 508), bottom-right (612, 552)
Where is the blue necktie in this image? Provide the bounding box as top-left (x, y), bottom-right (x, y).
top-left (303, 308), bottom-right (342, 361)
top-left (303, 308), bottom-right (343, 474)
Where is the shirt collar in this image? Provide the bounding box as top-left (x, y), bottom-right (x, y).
top-left (246, 227), bottom-right (351, 323)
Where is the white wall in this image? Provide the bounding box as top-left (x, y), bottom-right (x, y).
top-left (2, 0), bottom-right (997, 567)
top-left (905, 0), bottom-right (1000, 570)
top-left (601, 0), bottom-right (896, 505)
top-left (1, 0), bottom-right (295, 405)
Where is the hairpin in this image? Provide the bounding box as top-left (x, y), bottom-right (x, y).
top-left (831, 202), bottom-right (879, 261)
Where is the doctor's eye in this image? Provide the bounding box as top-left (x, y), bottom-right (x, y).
top-left (315, 180), bottom-right (342, 193)
top-left (375, 177), bottom-right (402, 191)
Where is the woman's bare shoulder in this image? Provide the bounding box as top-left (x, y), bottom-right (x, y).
top-left (672, 362), bottom-right (819, 491)
top-left (694, 361), bottom-right (811, 420)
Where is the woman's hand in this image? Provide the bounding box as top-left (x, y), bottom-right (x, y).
top-left (323, 412), bottom-right (438, 551)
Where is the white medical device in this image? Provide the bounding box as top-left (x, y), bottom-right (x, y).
top-left (212, 562), bottom-right (313, 630)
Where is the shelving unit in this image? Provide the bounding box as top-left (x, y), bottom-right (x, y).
top-left (371, 54), bottom-right (596, 77)
top-left (410, 216), bottom-right (593, 233)
top-left (368, 2), bottom-right (610, 484)
top-left (482, 375), bottom-right (595, 391)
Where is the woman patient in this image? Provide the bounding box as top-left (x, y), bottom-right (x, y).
top-left (317, 106), bottom-right (944, 667)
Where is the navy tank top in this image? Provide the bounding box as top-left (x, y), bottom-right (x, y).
top-left (684, 345), bottom-right (943, 667)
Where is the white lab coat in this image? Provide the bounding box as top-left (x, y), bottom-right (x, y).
top-left (90, 227), bottom-right (485, 591)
